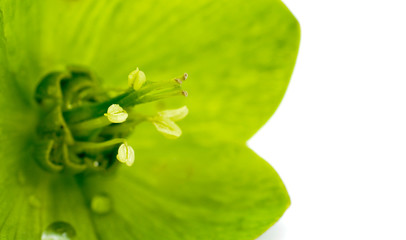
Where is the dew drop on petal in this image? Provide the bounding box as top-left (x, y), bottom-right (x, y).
top-left (41, 221), bottom-right (76, 240)
top-left (91, 193), bottom-right (112, 214)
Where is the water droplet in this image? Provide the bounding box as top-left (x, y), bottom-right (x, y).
top-left (28, 195), bottom-right (41, 208)
top-left (91, 193), bottom-right (112, 214)
top-left (41, 221), bottom-right (76, 240)
top-left (93, 161), bottom-right (100, 167)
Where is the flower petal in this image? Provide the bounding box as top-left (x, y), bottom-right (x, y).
top-left (158, 106), bottom-right (189, 122)
top-left (81, 137), bottom-right (289, 239)
top-left (0, 1), bottom-right (298, 239)
top-left (1, 0), bottom-right (299, 141)
top-left (1, 18), bottom-right (97, 239)
top-left (0, 43), bottom-right (97, 239)
top-left (0, 164), bottom-right (99, 239)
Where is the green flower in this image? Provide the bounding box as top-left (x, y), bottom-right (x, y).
top-left (0, 0), bottom-right (299, 239)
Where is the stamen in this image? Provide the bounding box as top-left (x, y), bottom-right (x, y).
top-left (138, 80), bottom-right (181, 94)
top-left (174, 72), bottom-right (188, 84)
top-left (158, 106), bottom-right (189, 121)
top-left (69, 115), bottom-right (111, 137)
top-left (128, 68), bottom-right (146, 90)
top-left (138, 89), bottom-right (187, 104)
top-left (71, 138), bottom-right (127, 153)
top-left (117, 143), bottom-right (135, 166)
top-left (148, 106), bottom-right (188, 139)
top-left (34, 67), bottom-right (188, 174)
top-left (104, 104), bottom-right (128, 123)
top-left (150, 118), bottom-right (182, 139)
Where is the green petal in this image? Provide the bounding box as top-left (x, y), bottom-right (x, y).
top-left (0, 45), bottom-right (96, 240)
top-left (0, 0), bottom-right (298, 239)
top-left (143, 1), bottom-right (300, 142)
top-left (1, 0), bottom-right (299, 141)
top-left (0, 164), bottom-right (99, 239)
top-left (1, 27), bottom-right (96, 236)
top-left (82, 137), bottom-right (289, 240)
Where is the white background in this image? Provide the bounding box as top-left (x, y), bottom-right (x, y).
top-left (250, 1), bottom-right (406, 239)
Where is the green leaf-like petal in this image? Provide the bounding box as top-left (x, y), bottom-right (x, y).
top-left (82, 137), bottom-right (289, 240)
top-left (0, 164), bottom-right (99, 239)
top-left (1, 29), bottom-right (95, 236)
top-left (0, 0), bottom-right (299, 239)
top-left (1, 0), bottom-right (299, 141)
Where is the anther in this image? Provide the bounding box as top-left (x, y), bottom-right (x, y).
top-left (148, 106), bottom-right (188, 139)
top-left (174, 73), bottom-right (188, 84)
top-left (117, 142), bottom-right (135, 166)
top-left (128, 68), bottom-right (146, 90)
top-left (35, 67), bottom-right (188, 174)
top-left (151, 118), bottom-right (182, 139)
top-left (158, 106), bottom-right (189, 121)
top-left (104, 104), bottom-right (128, 123)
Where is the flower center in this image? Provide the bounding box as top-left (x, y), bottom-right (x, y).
top-left (34, 65), bottom-right (188, 174)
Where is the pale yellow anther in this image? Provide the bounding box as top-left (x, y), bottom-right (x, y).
top-left (150, 106), bottom-right (188, 139)
top-left (117, 142), bottom-right (135, 166)
top-left (104, 104), bottom-right (128, 123)
top-left (151, 118), bottom-right (182, 139)
top-left (128, 68), bottom-right (146, 90)
top-left (158, 106), bottom-right (189, 121)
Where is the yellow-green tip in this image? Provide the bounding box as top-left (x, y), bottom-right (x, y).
top-left (117, 142), bottom-right (135, 166)
top-left (128, 67), bottom-right (146, 90)
top-left (104, 104), bottom-right (128, 123)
